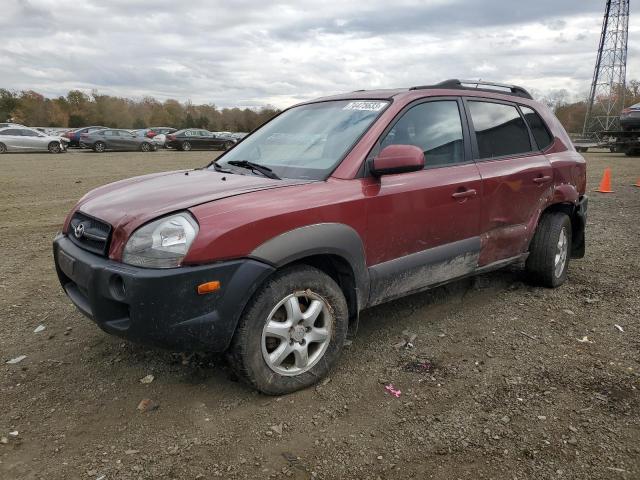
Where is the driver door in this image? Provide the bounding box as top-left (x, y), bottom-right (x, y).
top-left (365, 98), bottom-right (483, 305)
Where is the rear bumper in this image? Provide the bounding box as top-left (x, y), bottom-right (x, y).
top-left (53, 234), bottom-right (274, 351)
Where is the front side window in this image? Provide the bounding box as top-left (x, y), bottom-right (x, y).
top-left (520, 106), bottom-right (553, 150)
top-left (380, 100), bottom-right (465, 168)
top-left (215, 100), bottom-right (389, 180)
top-left (468, 101), bottom-right (531, 159)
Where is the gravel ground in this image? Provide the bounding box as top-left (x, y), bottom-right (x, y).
top-left (1, 148), bottom-right (639, 480)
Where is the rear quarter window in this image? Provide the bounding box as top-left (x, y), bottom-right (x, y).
top-left (520, 106), bottom-right (554, 150)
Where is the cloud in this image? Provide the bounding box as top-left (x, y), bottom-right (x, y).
top-left (0, 0), bottom-right (633, 108)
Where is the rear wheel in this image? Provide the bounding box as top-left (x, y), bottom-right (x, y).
top-left (525, 212), bottom-right (572, 288)
top-left (180, 141), bottom-right (192, 151)
top-left (48, 141), bottom-right (61, 154)
top-left (140, 142), bottom-right (152, 152)
top-left (223, 141), bottom-right (234, 151)
top-left (228, 265), bottom-right (349, 395)
top-left (0, 143), bottom-right (6, 154)
top-left (93, 141), bottom-right (106, 153)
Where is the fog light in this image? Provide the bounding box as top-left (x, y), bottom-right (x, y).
top-left (197, 281), bottom-right (221, 295)
top-left (109, 274), bottom-right (126, 300)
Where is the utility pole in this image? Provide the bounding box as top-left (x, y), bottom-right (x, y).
top-left (582, 0), bottom-right (629, 137)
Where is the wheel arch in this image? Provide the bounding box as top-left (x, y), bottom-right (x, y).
top-left (535, 199), bottom-right (586, 259)
top-left (250, 223), bottom-right (369, 337)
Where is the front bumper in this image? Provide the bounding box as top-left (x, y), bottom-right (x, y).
top-left (53, 234), bottom-right (274, 351)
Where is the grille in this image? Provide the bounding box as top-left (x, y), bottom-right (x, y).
top-left (68, 211), bottom-right (112, 256)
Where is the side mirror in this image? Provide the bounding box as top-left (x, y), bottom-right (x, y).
top-left (371, 144), bottom-right (425, 176)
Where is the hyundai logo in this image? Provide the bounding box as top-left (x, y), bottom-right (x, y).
top-left (74, 223), bottom-right (85, 239)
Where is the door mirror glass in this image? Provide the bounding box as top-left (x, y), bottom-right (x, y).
top-left (372, 144), bottom-right (425, 176)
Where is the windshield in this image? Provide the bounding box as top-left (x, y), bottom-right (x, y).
top-left (213, 99), bottom-right (389, 180)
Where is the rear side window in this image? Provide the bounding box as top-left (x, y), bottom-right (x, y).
top-left (468, 101), bottom-right (531, 159)
top-left (381, 100), bottom-right (465, 168)
top-left (0, 129), bottom-right (21, 135)
top-left (520, 106), bottom-right (553, 150)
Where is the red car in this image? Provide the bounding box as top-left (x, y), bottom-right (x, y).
top-left (53, 79), bottom-right (587, 394)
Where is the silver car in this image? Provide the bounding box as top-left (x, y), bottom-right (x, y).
top-left (0, 126), bottom-right (69, 154)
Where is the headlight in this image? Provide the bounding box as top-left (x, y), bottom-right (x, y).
top-left (122, 212), bottom-right (199, 268)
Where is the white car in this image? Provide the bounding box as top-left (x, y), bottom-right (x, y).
top-left (151, 133), bottom-right (167, 147)
top-left (0, 126), bottom-right (70, 153)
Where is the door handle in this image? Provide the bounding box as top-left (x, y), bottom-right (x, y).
top-left (451, 189), bottom-right (477, 199)
top-left (533, 175), bottom-right (552, 184)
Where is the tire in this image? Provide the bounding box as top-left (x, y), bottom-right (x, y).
top-left (0, 143), bottom-right (6, 154)
top-left (181, 141), bottom-right (192, 151)
top-left (223, 141), bottom-right (234, 151)
top-left (525, 212), bottom-right (572, 288)
top-left (140, 142), bottom-right (151, 152)
top-left (624, 147), bottom-right (640, 156)
top-left (228, 265), bottom-right (349, 395)
top-left (93, 141), bottom-right (106, 153)
top-left (48, 142), bottom-right (61, 154)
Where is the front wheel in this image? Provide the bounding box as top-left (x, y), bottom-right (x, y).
top-left (525, 212), bottom-right (572, 288)
top-left (180, 141), bottom-right (192, 151)
top-left (93, 141), bottom-right (106, 153)
top-left (228, 265), bottom-right (349, 395)
top-left (0, 143), bottom-right (6, 154)
top-left (48, 142), bottom-right (61, 154)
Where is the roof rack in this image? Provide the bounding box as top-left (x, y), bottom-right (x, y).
top-left (409, 79), bottom-right (533, 99)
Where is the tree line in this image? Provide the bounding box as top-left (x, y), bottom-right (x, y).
top-left (0, 89), bottom-right (280, 132)
top-left (3, 81), bottom-right (640, 134)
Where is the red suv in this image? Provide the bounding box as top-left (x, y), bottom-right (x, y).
top-left (54, 80), bottom-right (587, 394)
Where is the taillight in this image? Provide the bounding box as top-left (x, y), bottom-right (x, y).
top-left (147, 131), bottom-right (156, 138)
top-left (167, 134), bottom-right (176, 141)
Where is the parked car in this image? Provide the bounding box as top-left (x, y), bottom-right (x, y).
top-left (133, 127), bottom-right (177, 148)
top-left (63, 126), bottom-right (108, 147)
top-left (0, 126), bottom-right (69, 153)
top-left (53, 79), bottom-right (587, 395)
top-left (620, 102), bottom-right (640, 130)
top-left (146, 127), bottom-right (177, 137)
top-left (80, 128), bottom-right (157, 152)
top-left (166, 129), bottom-right (236, 151)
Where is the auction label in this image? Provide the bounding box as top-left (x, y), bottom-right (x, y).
top-left (343, 101), bottom-right (387, 112)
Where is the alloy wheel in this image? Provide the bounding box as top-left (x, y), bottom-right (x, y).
top-left (261, 291), bottom-right (333, 376)
top-left (554, 227), bottom-right (568, 278)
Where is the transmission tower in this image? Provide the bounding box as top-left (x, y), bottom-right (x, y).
top-left (582, 0), bottom-right (629, 137)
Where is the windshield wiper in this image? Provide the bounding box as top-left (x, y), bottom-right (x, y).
top-left (212, 161), bottom-right (234, 174)
top-left (227, 160), bottom-right (281, 180)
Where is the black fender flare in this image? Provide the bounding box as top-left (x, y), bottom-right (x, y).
top-left (250, 223), bottom-right (369, 310)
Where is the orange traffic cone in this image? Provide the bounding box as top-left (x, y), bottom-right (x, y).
top-left (596, 168), bottom-right (614, 193)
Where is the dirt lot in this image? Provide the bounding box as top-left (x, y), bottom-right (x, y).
top-left (1, 149), bottom-right (639, 480)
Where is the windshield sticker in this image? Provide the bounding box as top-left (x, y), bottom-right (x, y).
top-left (343, 101), bottom-right (387, 112)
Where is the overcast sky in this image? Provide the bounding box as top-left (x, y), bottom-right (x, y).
top-left (1, 0), bottom-right (637, 108)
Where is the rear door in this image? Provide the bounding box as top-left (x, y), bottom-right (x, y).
top-left (465, 99), bottom-right (553, 266)
top-left (365, 98), bottom-right (483, 305)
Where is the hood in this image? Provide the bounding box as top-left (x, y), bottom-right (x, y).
top-left (74, 169), bottom-right (309, 231)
